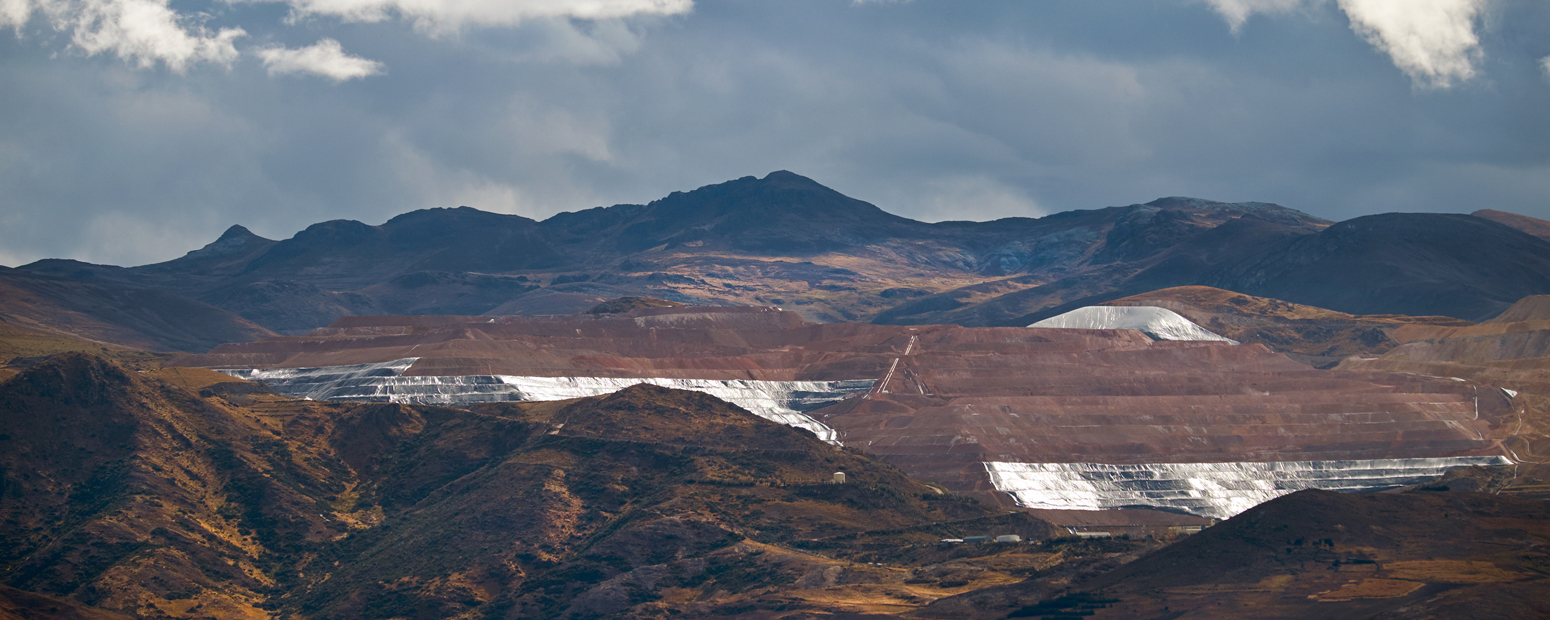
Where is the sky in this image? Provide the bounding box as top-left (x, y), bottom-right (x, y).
top-left (1, 0), bottom-right (1547, 267)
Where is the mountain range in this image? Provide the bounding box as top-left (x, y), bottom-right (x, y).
top-left (5, 167), bottom-right (1550, 618)
top-left (12, 171), bottom-right (1550, 342)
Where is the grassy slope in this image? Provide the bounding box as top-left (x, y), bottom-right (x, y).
top-left (1102, 285), bottom-right (1470, 367)
top-left (0, 354), bottom-right (1089, 620)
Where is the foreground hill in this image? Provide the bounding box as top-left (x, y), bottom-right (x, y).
top-left (4, 354), bottom-right (1545, 619)
top-left (917, 483), bottom-right (1550, 619)
top-left (0, 353), bottom-right (1072, 619)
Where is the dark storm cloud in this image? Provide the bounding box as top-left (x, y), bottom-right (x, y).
top-left (1, 0), bottom-right (1547, 267)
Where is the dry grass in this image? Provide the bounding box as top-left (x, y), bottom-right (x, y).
top-left (0, 320), bottom-right (166, 368)
top-left (145, 367), bottom-right (250, 391)
top-left (1384, 560), bottom-right (1520, 584)
top-left (1310, 578), bottom-right (1424, 601)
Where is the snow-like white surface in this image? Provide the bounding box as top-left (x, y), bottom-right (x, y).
top-left (1028, 306), bottom-right (1237, 343)
top-left (984, 456), bottom-right (1511, 519)
top-left (218, 359), bottom-right (871, 444)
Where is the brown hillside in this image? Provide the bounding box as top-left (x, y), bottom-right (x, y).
top-left (0, 585), bottom-right (134, 619)
top-left (918, 485), bottom-right (1550, 619)
top-left (0, 319), bottom-right (168, 383)
top-left (181, 306), bottom-right (1511, 506)
top-left (587, 296), bottom-right (687, 314)
top-left (1475, 209), bottom-right (1550, 241)
top-left (1101, 285), bottom-right (1469, 367)
top-left (1, 353), bottom-right (1095, 619)
top-left (0, 269), bottom-right (274, 353)
top-left (1338, 294), bottom-right (1550, 395)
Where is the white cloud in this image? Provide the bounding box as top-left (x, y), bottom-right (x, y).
top-left (5, 0), bottom-right (244, 71)
top-left (1199, 0), bottom-right (1318, 32)
top-left (80, 211), bottom-right (210, 266)
top-left (258, 38), bottom-right (383, 80)
top-left (1338, 0), bottom-right (1485, 88)
top-left (1202, 0), bottom-right (1487, 88)
top-left (264, 0), bottom-right (692, 32)
top-left (3, 0), bottom-right (690, 75)
top-left (1, 0), bottom-right (33, 29)
top-left (911, 174), bottom-right (1046, 223)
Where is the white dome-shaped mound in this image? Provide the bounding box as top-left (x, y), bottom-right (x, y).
top-left (1028, 306), bottom-right (1237, 343)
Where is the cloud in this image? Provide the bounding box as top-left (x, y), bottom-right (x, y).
top-left (1201, 0), bottom-right (1487, 88)
top-left (4, 0), bottom-right (244, 71)
top-left (3, 0), bottom-right (690, 75)
top-left (1338, 0), bottom-right (1486, 88)
top-left (1540, 55), bottom-right (1550, 79)
top-left (910, 174), bottom-right (1047, 223)
top-left (1199, 0), bottom-right (1318, 32)
top-left (264, 0), bottom-right (692, 32)
top-left (258, 38), bottom-right (383, 80)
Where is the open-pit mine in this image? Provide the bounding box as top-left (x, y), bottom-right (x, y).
top-left (180, 304), bottom-right (1514, 519)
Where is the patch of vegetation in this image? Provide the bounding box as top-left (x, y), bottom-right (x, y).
top-left (1007, 592), bottom-right (1121, 618)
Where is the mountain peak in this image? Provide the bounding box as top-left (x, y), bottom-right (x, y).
top-left (761, 169), bottom-right (821, 186)
top-left (216, 224), bottom-right (262, 243)
top-left (182, 225), bottom-right (273, 260)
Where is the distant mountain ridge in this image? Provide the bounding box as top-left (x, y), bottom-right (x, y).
top-left (14, 171), bottom-right (1550, 340)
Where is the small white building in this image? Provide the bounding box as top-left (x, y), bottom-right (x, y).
top-left (994, 535), bottom-right (1022, 543)
top-left (832, 471), bottom-right (846, 484)
top-left (1076, 531), bottom-right (1112, 539)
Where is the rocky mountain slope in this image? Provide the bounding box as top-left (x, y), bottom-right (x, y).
top-left (0, 352), bottom-right (1077, 619)
top-left (4, 348), bottom-right (1547, 619)
top-left (899, 212), bottom-right (1550, 327)
top-left (14, 173), bottom-right (1328, 334)
top-left (16, 172), bottom-right (1549, 336)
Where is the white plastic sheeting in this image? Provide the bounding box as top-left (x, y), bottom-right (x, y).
top-left (218, 358), bottom-right (872, 444)
top-left (1028, 306), bottom-right (1237, 343)
top-left (984, 456), bottom-right (1512, 519)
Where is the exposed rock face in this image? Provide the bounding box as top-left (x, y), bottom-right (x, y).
top-left (183, 306), bottom-right (1511, 517)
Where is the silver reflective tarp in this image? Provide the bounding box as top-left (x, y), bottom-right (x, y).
top-left (985, 457), bottom-right (1513, 519)
top-left (218, 358), bottom-right (871, 444)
